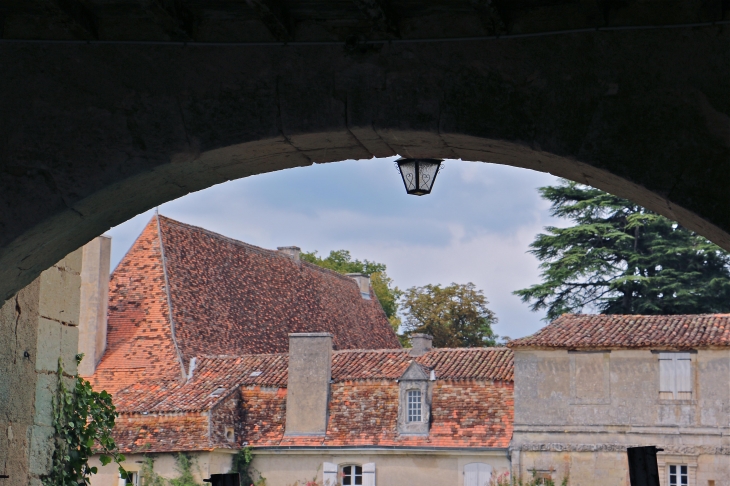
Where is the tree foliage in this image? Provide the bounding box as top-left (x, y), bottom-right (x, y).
top-left (400, 283), bottom-right (498, 347)
top-left (515, 180), bottom-right (730, 321)
top-left (301, 250), bottom-right (403, 332)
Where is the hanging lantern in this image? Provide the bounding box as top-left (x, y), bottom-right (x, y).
top-left (395, 158), bottom-right (443, 196)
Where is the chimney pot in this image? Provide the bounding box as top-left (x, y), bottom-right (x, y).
top-left (346, 273), bottom-right (371, 300)
top-left (278, 246), bottom-right (301, 261)
top-left (409, 333), bottom-right (433, 357)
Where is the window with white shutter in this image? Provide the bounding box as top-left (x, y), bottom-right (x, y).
top-left (464, 463), bottom-right (492, 486)
top-left (659, 352), bottom-right (692, 400)
top-left (323, 462), bottom-right (338, 486)
top-left (362, 463), bottom-right (376, 486)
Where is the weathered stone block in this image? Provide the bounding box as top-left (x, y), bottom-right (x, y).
top-left (59, 248), bottom-right (83, 275)
top-left (39, 267), bottom-right (80, 326)
top-left (29, 425), bottom-right (54, 475)
top-left (61, 325), bottom-right (79, 375)
top-left (33, 373), bottom-right (57, 427)
top-left (35, 317), bottom-right (61, 372)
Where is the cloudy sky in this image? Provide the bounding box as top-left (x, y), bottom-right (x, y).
top-left (106, 157), bottom-right (561, 339)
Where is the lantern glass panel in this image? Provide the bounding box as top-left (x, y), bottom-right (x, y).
top-left (418, 161), bottom-right (440, 193)
top-left (398, 160), bottom-right (417, 192)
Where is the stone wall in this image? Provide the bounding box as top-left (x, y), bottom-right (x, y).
top-left (512, 348), bottom-right (730, 485)
top-left (250, 450), bottom-right (510, 486)
top-left (0, 249), bottom-right (82, 486)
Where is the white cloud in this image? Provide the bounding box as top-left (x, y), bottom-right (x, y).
top-left (106, 157), bottom-right (560, 338)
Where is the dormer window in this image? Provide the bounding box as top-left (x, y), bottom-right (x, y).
top-left (407, 389), bottom-right (422, 422)
top-left (397, 361), bottom-right (431, 435)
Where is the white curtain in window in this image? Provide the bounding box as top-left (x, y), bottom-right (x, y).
top-left (464, 463), bottom-right (492, 486)
top-left (323, 462), bottom-right (338, 486)
top-left (362, 463), bottom-right (376, 486)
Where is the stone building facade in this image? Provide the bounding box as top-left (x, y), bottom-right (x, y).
top-left (509, 314), bottom-right (730, 486)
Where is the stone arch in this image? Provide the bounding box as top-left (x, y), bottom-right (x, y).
top-left (1, 25), bottom-right (729, 301)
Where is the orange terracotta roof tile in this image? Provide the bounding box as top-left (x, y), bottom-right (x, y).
top-left (113, 413), bottom-right (212, 454)
top-left (91, 215), bottom-right (400, 393)
top-left (509, 313), bottom-right (730, 349)
top-left (110, 348), bottom-right (514, 452)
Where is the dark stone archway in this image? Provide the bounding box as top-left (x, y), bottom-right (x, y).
top-left (1, 25), bottom-right (729, 301)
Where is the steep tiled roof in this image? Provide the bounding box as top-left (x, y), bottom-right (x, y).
top-left (110, 347), bottom-right (514, 452)
top-left (159, 216), bottom-right (400, 361)
top-left (90, 215), bottom-right (400, 392)
top-left (91, 220), bottom-right (184, 394)
top-left (509, 313), bottom-right (730, 349)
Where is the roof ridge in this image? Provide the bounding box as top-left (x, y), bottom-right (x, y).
top-left (427, 347), bottom-right (511, 352)
top-left (334, 348), bottom-right (409, 355)
top-left (196, 353), bottom-right (288, 360)
top-left (157, 215), bottom-right (290, 260)
top-left (558, 313), bottom-right (730, 319)
top-left (299, 260), bottom-right (369, 285)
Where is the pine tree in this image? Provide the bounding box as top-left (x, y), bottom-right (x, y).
top-left (515, 180), bottom-right (730, 321)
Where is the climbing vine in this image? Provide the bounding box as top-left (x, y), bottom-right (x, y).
top-left (46, 354), bottom-right (127, 486)
top-left (232, 447), bottom-right (266, 486)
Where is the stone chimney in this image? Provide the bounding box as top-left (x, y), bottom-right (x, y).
top-left (77, 236), bottom-right (111, 376)
top-left (278, 246), bottom-right (301, 261)
top-left (285, 333), bottom-right (332, 436)
top-left (409, 333), bottom-right (433, 357)
top-left (346, 273), bottom-right (371, 300)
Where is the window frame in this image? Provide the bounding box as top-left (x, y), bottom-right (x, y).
top-left (121, 471), bottom-right (139, 486)
top-left (340, 464), bottom-right (363, 486)
top-left (668, 464), bottom-right (688, 486)
top-left (406, 389), bottom-right (422, 423)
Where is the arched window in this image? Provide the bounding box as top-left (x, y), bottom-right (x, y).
top-left (407, 389), bottom-right (422, 422)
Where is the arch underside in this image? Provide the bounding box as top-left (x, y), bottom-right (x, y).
top-left (1, 26), bottom-right (729, 301)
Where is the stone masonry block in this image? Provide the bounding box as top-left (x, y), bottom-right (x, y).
top-left (29, 425), bottom-right (54, 475)
top-left (35, 317), bottom-right (61, 372)
top-left (58, 248), bottom-right (83, 274)
top-left (39, 266), bottom-right (80, 326)
top-left (33, 373), bottom-right (57, 427)
top-left (61, 325), bottom-right (79, 375)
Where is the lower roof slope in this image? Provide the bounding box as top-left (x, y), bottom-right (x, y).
top-left (509, 313), bottom-right (730, 350)
top-left (109, 347), bottom-right (514, 453)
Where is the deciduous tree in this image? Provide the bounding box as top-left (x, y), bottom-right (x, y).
top-left (401, 283), bottom-right (498, 347)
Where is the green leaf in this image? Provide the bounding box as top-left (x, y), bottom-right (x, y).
top-left (99, 455), bottom-right (111, 466)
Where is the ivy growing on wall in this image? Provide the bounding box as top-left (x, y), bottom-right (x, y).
top-left (232, 447), bottom-right (266, 486)
top-left (46, 354), bottom-right (127, 486)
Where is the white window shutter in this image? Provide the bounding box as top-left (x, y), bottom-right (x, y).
top-left (676, 353), bottom-right (692, 393)
top-left (464, 463), bottom-right (478, 486)
top-left (323, 462), bottom-right (338, 486)
top-left (659, 353), bottom-right (675, 394)
top-left (118, 475), bottom-right (127, 486)
top-left (478, 464), bottom-right (492, 486)
top-left (362, 463), bottom-right (376, 486)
